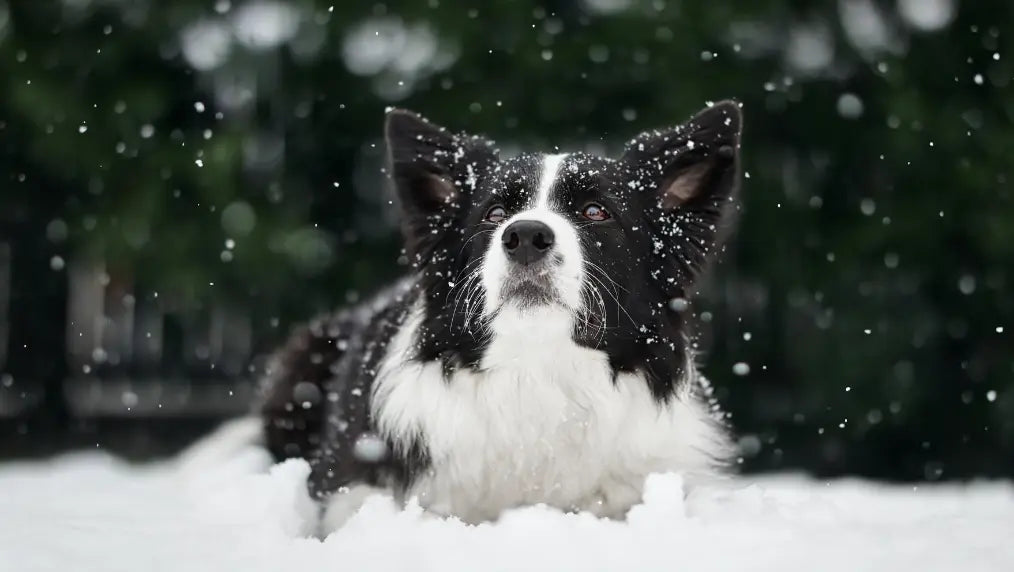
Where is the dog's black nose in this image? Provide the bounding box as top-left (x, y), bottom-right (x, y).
top-left (502, 220), bottom-right (555, 265)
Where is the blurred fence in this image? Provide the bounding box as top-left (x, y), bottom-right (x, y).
top-left (0, 233), bottom-right (259, 458)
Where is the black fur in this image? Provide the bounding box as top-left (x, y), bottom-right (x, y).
top-left (259, 102), bottom-right (742, 499)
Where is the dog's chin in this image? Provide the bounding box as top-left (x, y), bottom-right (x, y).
top-left (497, 274), bottom-right (561, 312)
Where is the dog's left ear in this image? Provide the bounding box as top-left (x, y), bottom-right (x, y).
top-left (622, 100), bottom-right (741, 210)
top-left (621, 101), bottom-right (743, 291)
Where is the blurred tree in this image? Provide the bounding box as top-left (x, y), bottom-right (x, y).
top-left (0, 0), bottom-right (1011, 479)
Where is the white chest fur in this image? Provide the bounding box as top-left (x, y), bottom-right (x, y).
top-left (369, 302), bottom-right (730, 524)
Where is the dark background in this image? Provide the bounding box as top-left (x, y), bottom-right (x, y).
top-left (1, 0), bottom-right (1011, 481)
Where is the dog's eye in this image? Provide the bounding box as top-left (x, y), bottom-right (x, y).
top-left (485, 205), bottom-right (507, 223)
top-left (581, 203), bottom-right (610, 221)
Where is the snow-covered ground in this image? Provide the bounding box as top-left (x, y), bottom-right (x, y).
top-left (1, 444), bottom-right (1012, 572)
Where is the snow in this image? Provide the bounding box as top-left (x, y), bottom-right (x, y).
top-left (180, 19), bottom-right (232, 71)
top-left (897, 0), bottom-right (956, 32)
top-left (836, 93), bottom-right (865, 119)
top-left (1, 448), bottom-right (1012, 572)
top-left (230, 1), bottom-right (301, 51)
top-left (785, 23), bottom-right (834, 74)
top-left (838, 0), bottom-right (893, 53)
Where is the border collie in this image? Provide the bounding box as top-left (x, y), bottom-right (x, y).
top-left (256, 101), bottom-right (743, 531)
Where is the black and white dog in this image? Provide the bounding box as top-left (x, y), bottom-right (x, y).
top-left (257, 101), bottom-right (743, 530)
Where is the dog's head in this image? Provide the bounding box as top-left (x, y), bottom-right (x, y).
top-left (385, 103), bottom-right (742, 397)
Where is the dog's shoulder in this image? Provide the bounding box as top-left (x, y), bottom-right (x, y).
top-left (258, 278), bottom-right (416, 464)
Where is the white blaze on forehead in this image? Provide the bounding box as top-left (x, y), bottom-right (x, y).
top-left (482, 151), bottom-right (583, 315)
top-left (534, 153), bottom-right (568, 210)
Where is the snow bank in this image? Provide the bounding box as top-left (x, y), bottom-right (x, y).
top-left (1, 448), bottom-right (1012, 572)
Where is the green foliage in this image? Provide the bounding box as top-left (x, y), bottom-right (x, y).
top-left (1, 0), bottom-right (1012, 479)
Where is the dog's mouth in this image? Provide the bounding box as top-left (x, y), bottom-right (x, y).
top-left (499, 267), bottom-right (560, 309)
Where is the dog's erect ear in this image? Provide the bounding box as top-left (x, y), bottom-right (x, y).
top-left (384, 109), bottom-right (498, 259)
top-left (622, 100), bottom-right (741, 209)
top-left (621, 101), bottom-right (743, 293)
top-left (387, 109), bottom-right (485, 211)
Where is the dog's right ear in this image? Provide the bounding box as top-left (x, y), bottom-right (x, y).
top-left (385, 110), bottom-right (498, 258)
